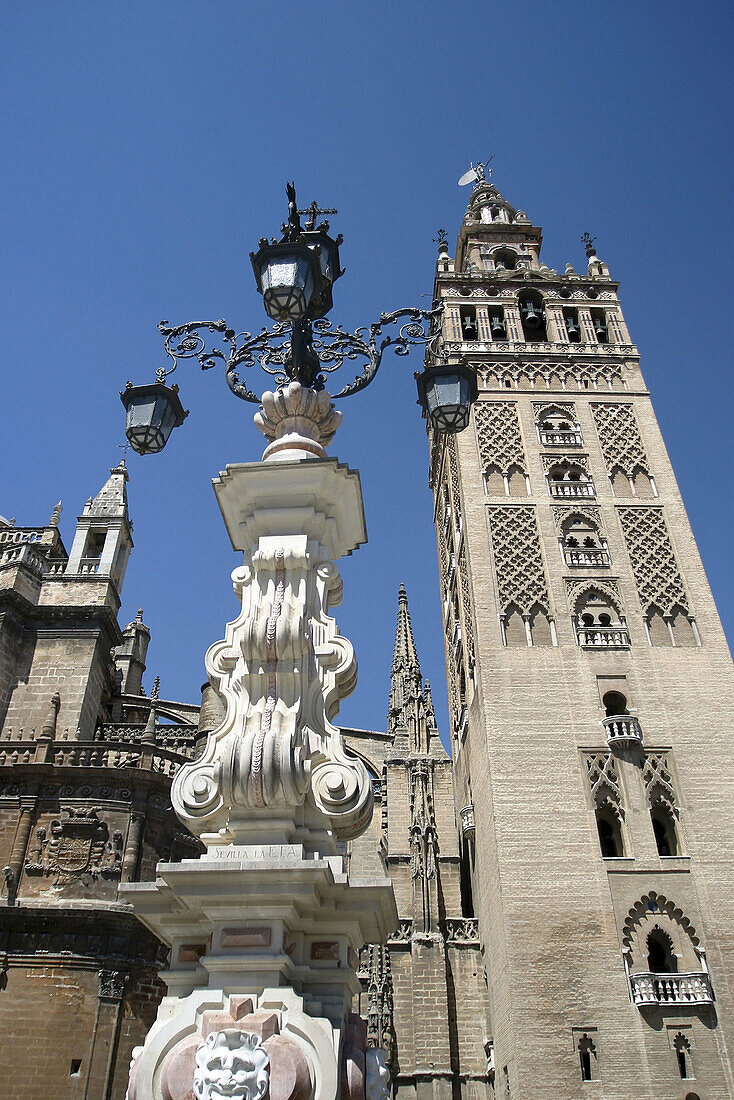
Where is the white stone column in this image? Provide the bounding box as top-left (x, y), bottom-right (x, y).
top-left (120, 382), bottom-right (396, 1100)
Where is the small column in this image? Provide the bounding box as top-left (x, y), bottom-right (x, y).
top-left (546, 304), bottom-right (567, 343)
top-left (577, 308), bottom-right (597, 344)
top-left (82, 969), bottom-right (127, 1100)
top-left (34, 691), bottom-right (60, 764)
top-left (121, 798), bottom-right (147, 884)
top-left (7, 796), bottom-right (36, 899)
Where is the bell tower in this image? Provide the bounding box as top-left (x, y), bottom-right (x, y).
top-left (427, 174), bottom-right (734, 1097)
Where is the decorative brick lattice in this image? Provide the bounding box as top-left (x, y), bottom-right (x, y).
top-left (643, 752), bottom-right (678, 814)
top-left (474, 402), bottom-right (527, 476)
top-left (488, 507), bottom-right (550, 615)
top-left (458, 539), bottom-right (475, 667)
top-left (585, 752), bottom-right (623, 815)
top-left (480, 360), bottom-right (625, 391)
top-left (446, 435), bottom-right (463, 529)
top-left (592, 403), bottom-right (650, 477)
top-left (617, 507), bottom-right (689, 616)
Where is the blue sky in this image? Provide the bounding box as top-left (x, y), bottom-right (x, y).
top-left (1, 2), bottom-right (732, 739)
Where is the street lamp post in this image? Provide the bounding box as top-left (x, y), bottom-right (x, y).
top-left (118, 186), bottom-right (473, 1100)
top-left (120, 183), bottom-right (475, 454)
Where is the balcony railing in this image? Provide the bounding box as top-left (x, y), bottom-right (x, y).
top-left (563, 547), bottom-right (610, 568)
top-left (0, 527), bottom-right (46, 546)
top-left (603, 714), bottom-right (643, 747)
top-left (577, 625), bottom-right (630, 648)
top-left (549, 481), bottom-right (595, 499)
top-left (0, 543), bottom-right (47, 576)
top-left (460, 803), bottom-right (475, 837)
top-left (539, 429), bottom-right (584, 447)
top-left (630, 972), bottom-right (714, 1007)
top-left (79, 556), bottom-right (102, 574)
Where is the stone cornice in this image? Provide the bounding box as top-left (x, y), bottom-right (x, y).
top-left (0, 588), bottom-right (122, 645)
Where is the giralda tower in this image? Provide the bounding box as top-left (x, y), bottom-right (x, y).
top-left (427, 171), bottom-right (734, 1098)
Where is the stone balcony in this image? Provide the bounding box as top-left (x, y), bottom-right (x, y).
top-left (549, 481), bottom-right (595, 499)
top-left (563, 547), bottom-right (610, 568)
top-left (460, 803), bottom-right (475, 838)
top-left (603, 714), bottom-right (643, 748)
top-left (0, 542), bottom-right (48, 576)
top-left (539, 429), bottom-right (584, 447)
top-left (577, 625), bottom-right (630, 648)
top-left (630, 972), bottom-right (714, 1007)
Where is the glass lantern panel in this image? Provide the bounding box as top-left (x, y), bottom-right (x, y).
top-left (127, 397), bottom-right (157, 427)
top-left (156, 394), bottom-right (178, 437)
top-left (426, 376), bottom-right (462, 413)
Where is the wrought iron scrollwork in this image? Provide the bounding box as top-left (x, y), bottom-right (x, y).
top-left (158, 304), bottom-right (443, 405)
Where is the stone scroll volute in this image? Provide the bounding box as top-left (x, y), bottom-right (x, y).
top-left (172, 523), bottom-right (372, 844)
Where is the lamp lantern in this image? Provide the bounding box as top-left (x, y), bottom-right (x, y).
top-left (249, 239), bottom-right (323, 323)
top-left (415, 360), bottom-right (477, 434)
top-left (120, 380), bottom-right (188, 455)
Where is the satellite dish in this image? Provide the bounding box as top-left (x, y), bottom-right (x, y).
top-left (458, 167), bottom-right (478, 187)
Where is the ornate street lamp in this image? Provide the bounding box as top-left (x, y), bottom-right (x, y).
top-left (415, 359), bottom-right (478, 434)
top-left (121, 182), bottom-right (475, 452)
top-left (120, 376), bottom-right (188, 455)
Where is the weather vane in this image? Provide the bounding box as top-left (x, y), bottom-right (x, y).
top-left (298, 199), bottom-right (338, 230)
top-left (458, 156), bottom-right (494, 188)
top-left (581, 232), bottom-right (597, 257)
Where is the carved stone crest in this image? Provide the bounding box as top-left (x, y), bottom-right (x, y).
top-left (193, 1030), bottom-right (269, 1100)
top-left (25, 807), bottom-right (122, 882)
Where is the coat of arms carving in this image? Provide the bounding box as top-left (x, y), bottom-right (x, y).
top-left (25, 807), bottom-right (123, 883)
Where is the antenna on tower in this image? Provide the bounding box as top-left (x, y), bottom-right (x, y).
top-left (458, 156), bottom-right (494, 187)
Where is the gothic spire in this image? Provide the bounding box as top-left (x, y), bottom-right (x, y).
top-left (387, 586), bottom-right (446, 756)
top-left (388, 584), bottom-right (422, 738)
top-left (84, 459), bottom-right (130, 521)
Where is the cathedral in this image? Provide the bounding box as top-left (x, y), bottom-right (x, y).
top-left (0, 176), bottom-right (732, 1099)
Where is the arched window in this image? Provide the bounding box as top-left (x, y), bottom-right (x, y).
top-left (561, 515), bottom-right (608, 567)
top-left (651, 805), bottom-right (679, 857)
top-left (529, 603), bottom-right (552, 647)
top-left (485, 466), bottom-right (505, 495)
top-left (548, 461), bottom-right (593, 498)
top-left (538, 409), bottom-right (582, 446)
top-left (460, 305), bottom-right (478, 341)
top-left (610, 467), bottom-right (632, 496)
top-left (518, 291), bottom-right (547, 342)
top-left (489, 309), bottom-right (507, 339)
top-left (673, 1034), bottom-right (693, 1080)
top-left (647, 609), bottom-right (672, 647)
top-left (632, 467), bottom-right (655, 498)
top-left (596, 810), bottom-right (623, 858)
top-left (577, 1034), bottom-right (597, 1082)
top-left (576, 590), bottom-right (627, 646)
top-left (603, 690), bottom-right (628, 718)
top-left (591, 308), bottom-right (608, 344)
top-left (504, 604), bottom-right (526, 648)
top-left (563, 308), bottom-right (582, 343)
top-left (670, 605), bottom-right (697, 647)
top-left (493, 248), bottom-right (517, 271)
top-left (647, 928), bottom-right (677, 973)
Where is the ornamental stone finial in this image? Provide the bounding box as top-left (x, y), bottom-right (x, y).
top-left (253, 380), bottom-right (342, 461)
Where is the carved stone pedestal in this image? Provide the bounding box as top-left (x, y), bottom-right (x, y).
top-left (121, 445), bottom-right (396, 1100)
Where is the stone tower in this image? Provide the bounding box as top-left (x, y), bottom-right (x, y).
top-left (349, 585), bottom-right (490, 1100)
top-left (427, 177), bottom-right (734, 1097)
